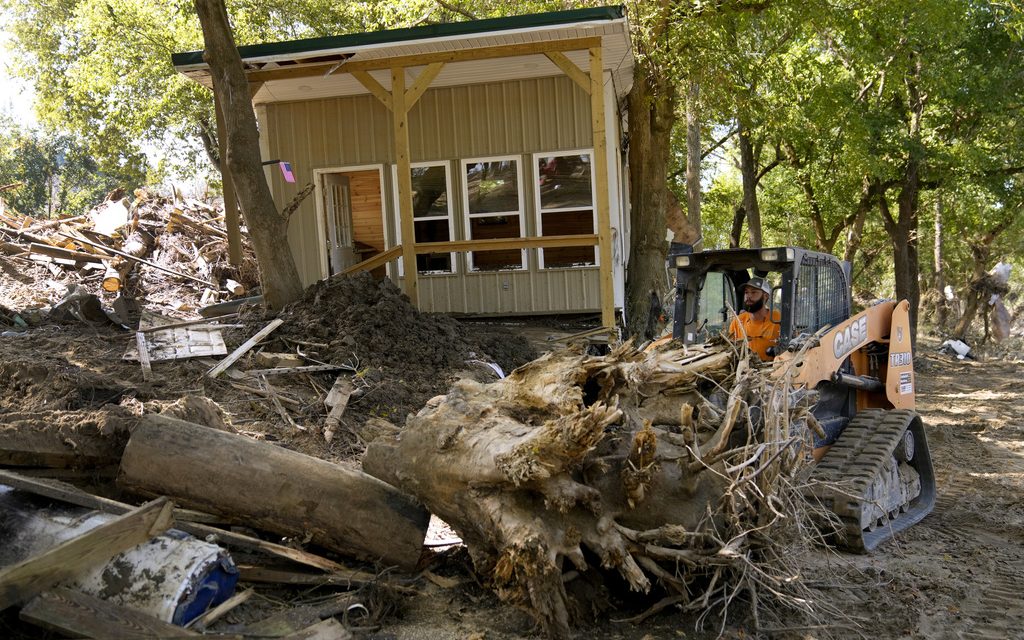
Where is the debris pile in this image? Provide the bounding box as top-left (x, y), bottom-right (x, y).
top-left (0, 189), bottom-right (259, 328)
top-left (365, 340), bottom-right (833, 638)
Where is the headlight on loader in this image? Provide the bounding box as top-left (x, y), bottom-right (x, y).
top-left (674, 255), bottom-right (691, 268)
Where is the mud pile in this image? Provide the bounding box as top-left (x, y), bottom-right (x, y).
top-left (269, 272), bottom-right (537, 426)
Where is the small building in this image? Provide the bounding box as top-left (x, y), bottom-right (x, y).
top-left (173, 6), bottom-right (634, 327)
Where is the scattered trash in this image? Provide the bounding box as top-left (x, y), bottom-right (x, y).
top-left (940, 338), bottom-right (974, 359)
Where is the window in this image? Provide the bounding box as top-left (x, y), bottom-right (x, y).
top-left (534, 151), bottom-right (596, 269)
top-left (391, 162), bottom-right (455, 275)
top-left (698, 271), bottom-right (736, 336)
top-left (463, 157), bottom-right (525, 271)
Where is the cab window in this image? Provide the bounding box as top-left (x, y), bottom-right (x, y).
top-left (698, 271), bottom-right (736, 335)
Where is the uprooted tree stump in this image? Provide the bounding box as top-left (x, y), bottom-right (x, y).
top-left (364, 340), bottom-right (825, 638)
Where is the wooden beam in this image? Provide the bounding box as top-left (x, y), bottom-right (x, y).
top-left (0, 497), bottom-right (174, 610)
top-left (405, 62), bottom-right (444, 108)
top-left (136, 332), bottom-right (153, 382)
top-left (214, 92), bottom-right (242, 266)
top-left (415, 234), bottom-right (598, 253)
top-left (544, 51), bottom-right (590, 94)
top-left (590, 46), bottom-right (615, 331)
top-left (21, 587), bottom-right (200, 639)
top-left (392, 67), bottom-right (418, 306)
top-left (244, 37), bottom-right (601, 82)
top-left (350, 70), bottom-right (392, 110)
top-left (207, 317), bottom-right (284, 379)
top-left (0, 468), bottom-right (347, 574)
top-left (339, 244), bottom-right (402, 275)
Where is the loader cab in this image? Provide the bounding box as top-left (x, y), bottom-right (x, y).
top-left (671, 246), bottom-right (852, 353)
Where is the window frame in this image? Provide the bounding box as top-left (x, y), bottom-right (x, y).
top-left (461, 155), bottom-right (526, 272)
top-left (389, 160), bottom-right (457, 277)
top-left (532, 149), bottom-right (598, 270)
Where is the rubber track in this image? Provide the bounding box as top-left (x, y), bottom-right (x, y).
top-left (808, 409), bottom-right (937, 552)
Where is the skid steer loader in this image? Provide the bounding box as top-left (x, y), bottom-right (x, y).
top-left (670, 245), bottom-right (936, 551)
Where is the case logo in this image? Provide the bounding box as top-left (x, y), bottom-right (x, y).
top-left (833, 316), bottom-right (868, 359)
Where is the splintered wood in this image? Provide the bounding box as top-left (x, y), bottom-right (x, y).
top-left (364, 341), bottom-right (822, 639)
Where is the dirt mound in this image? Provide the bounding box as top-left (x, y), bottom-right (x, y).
top-left (266, 272), bottom-right (537, 429)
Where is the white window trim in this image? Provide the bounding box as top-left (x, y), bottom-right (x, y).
top-left (461, 155), bottom-right (527, 272)
top-left (532, 149), bottom-right (598, 270)
top-left (389, 161), bottom-right (457, 277)
top-left (312, 164), bottom-right (387, 280)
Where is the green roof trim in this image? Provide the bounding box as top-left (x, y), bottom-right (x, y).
top-left (172, 5), bottom-right (625, 68)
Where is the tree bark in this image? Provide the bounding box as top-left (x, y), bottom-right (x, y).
top-left (118, 414), bottom-right (429, 570)
top-left (842, 177), bottom-right (878, 265)
top-left (193, 0), bottom-right (303, 309)
top-left (685, 80), bottom-right (703, 250)
top-left (625, 61), bottom-right (676, 341)
top-left (737, 117), bottom-right (763, 248)
top-left (933, 196), bottom-right (948, 330)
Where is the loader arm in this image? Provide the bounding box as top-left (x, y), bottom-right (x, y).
top-left (775, 299), bottom-right (915, 410)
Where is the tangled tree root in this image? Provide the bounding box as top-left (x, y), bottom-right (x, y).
top-left (365, 340), bottom-right (839, 638)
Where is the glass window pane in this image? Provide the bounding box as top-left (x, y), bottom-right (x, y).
top-left (469, 215), bottom-right (522, 270)
top-left (540, 209), bottom-right (593, 236)
top-left (540, 209), bottom-right (595, 268)
top-left (411, 165), bottom-right (448, 218)
top-left (466, 160), bottom-right (519, 214)
top-left (538, 154), bottom-right (592, 209)
top-left (698, 272), bottom-right (734, 334)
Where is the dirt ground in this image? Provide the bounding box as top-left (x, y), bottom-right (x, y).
top-left (2, 249), bottom-right (1024, 638)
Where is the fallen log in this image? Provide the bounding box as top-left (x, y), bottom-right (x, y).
top-left (0, 418), bottom-right (127, 468)
top-left (363, 342), bottom-right (819, 638)
top-left (103, 228), bottom-right (155, 292)
top-left (118, 415), bottom-right (429, 570)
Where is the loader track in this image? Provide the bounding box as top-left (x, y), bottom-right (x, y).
top-left (808, 409), bottom-right (936, 552)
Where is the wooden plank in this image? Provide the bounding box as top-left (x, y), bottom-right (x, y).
top-left (244, 36), bottom-right (601, 82)
top-left (237, 565), bottom-right (380, 589)
top-left (0, 469), bottom-right (220, 523)
top-left (138, 314), bottom-right (237, 333)
top-left (0, 469), bottom-right (345, 573)
top-left (349, 70), bottom-right (391, 110)
top-left (245, 363), bottom-right (349, 377)
top-left (322, 378), bottom-right (353, 443)
top-left (243, 593), bottom-right (357, 638)
top-left (20, 587), bottom-right (199, 639)
top-left (0, 497), bottom-right (174, 610)
top-left (544, 51), bottom-right (590, 94)
top-left (28, 242), bottom-right (105, 263)
top-left (414, 234), bottom-right (598, 253)
top-left (282, 618), bottom-right (352, 640)
top-left (56, 232), bottom-right (218, 288)
top-left (590, 45), bottom-right (615, 332)
top-left (404, 62), bottom-right (445, 108)
top-left (186, 587), bottom-right (254, 630)
top-left (207, 318), bottom-right (284, 379)
top-left (392, 66), bottom-right (418, 306)
top-left (136, 332), bottom-right (153, 382)
top-left (340, 244), bottom-right (401, 276)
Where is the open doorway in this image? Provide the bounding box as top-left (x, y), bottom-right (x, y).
top-left (316, 167), bottom-right (386, 277)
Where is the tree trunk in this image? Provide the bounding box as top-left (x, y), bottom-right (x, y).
top-left (737, 117), bottom-right (763, 248)
top-left (625, 61), bottom-right (676, 341)
top-left (933, 196), bottom-right (948, 330)
top-left (842, 177), bottom-right (877, 265)
top-left (878, 188), bottom-right (920, 342)
top-left (685, 80), bottom-right (702, 250)
top-left (193, 0), bottom-right (303, 310)
top-left (118, 414), bottom-right (429, 570)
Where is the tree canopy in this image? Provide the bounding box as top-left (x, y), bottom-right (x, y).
top-left (1, 0), bottom-right (1021, 339)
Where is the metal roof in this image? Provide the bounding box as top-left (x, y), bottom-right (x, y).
top-left (173, 6), bottom-right (634, 104)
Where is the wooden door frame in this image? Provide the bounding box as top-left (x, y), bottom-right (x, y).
top-left (312, 164), bottom-right (386, 279)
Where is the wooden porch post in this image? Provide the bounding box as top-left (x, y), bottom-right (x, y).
top-left (391, 67), bottom-right (418, 305)
top-left (590, 46), bottom-right (615, 330)
top-left (214, 92), bottom-right (243, 265)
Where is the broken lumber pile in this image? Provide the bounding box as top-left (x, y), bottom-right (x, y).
top-left (364, 341), bottom-right (821, 639)
top-left (118, 414), bottom-right (430, 570)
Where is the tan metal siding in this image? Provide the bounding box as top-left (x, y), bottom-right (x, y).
top-left (264, 75), bottom-right (598, 314)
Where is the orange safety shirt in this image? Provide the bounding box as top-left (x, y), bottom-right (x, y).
top-left (728, 310), bottom-right (781, 361)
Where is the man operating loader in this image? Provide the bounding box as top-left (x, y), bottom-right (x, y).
top-left (728, 276), bottom-right (781, 361)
